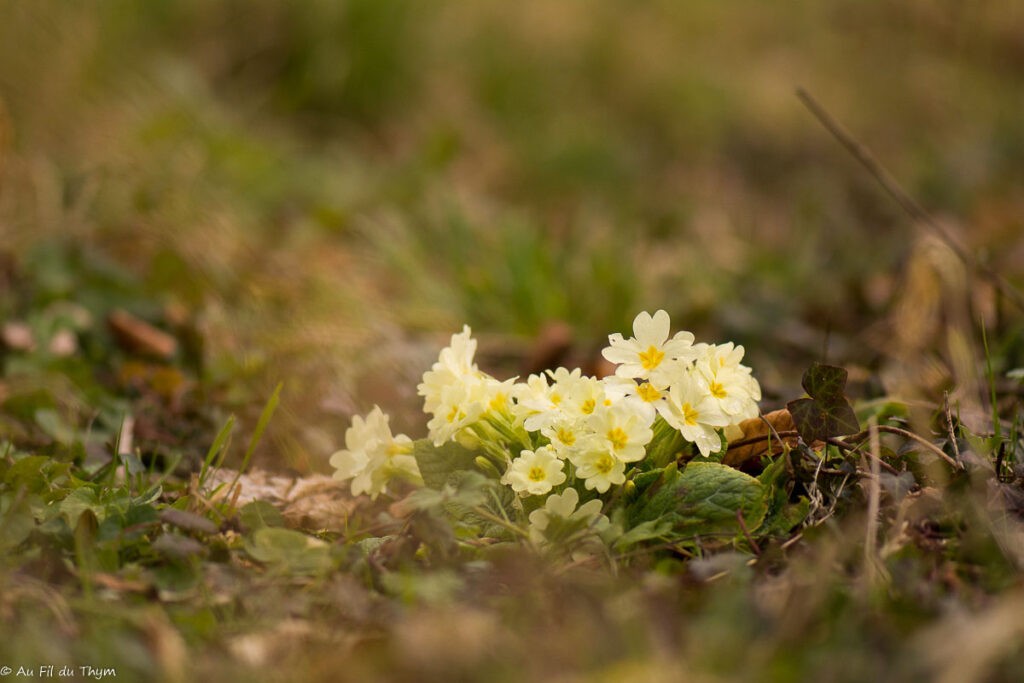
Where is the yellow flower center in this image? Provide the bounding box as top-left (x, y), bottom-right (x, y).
top-left (556, 427), bottom-right (576, 446)
top-left (551, 393), bottom-right (562, 406)
top-left (682, 403), bottom-right (699, 426)
top-left (581, 398), bottom-right (596, 415)
top-left (528, 466), bottom-right (547, 482)
top-left (607, 427), bottom-right (629, 451)
top-left (489, 392), bottom-right (508, 411)
top-left (708, 381), bottom-right (727, 399)
top-left (639, 345), bottom-right (665, 371)
top-left (595, 454), bottom-right (615, 475)
top-left (446, 405), bottom-right (463, 423)
top-left (636, 382), bottom-right (662, 403)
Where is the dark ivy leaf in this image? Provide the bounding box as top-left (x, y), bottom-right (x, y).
top-left (787, 363), bottom-right (860, 442)
top-left (800, 362), bottom-right (849, 401)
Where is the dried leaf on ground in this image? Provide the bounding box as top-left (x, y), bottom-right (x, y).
top-left (206, 468), bottom-right (357, 532)
top-left (723, 409), bottom-right (799, 467)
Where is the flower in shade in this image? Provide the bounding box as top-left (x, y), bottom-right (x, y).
top-left (330, 406), bottom-right (421, 498)
top-left (694, 342), bottom-right (761, 422)
top-left (657, 370), bottom-right (730, 457)
top-left (528, 487), bottom-right (609, 546)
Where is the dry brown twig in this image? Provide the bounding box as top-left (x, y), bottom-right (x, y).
top-left (796, 87), bottom-right (1024, 314)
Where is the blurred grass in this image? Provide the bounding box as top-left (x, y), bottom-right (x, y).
top-left (1, 3), bottom-right (1024, 679)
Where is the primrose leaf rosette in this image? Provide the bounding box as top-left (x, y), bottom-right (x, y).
top-left (332, 310), bottom-right (774, 557)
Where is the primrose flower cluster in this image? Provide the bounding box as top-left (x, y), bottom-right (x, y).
top-left (331, 310), bottom-right (761, 538)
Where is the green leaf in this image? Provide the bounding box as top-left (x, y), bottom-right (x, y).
top-left (238, 500), bottom-right (286, 530)
top-left (199, 416), bottom-right (235, 486)
top-left (60, 486), bottom-right (105, 525)
top-left (673, 462), bottom-right (768, 534)
top-left (787, 362), bottom-right (860, 442)
top-left (4, 455), bottom-right (70, 494)
top-left (628, 463), bottom-right (680, 520)
top-left (645, 416), bottom-right (689, 468)
top-left (412, 439), bottom-right (481, 490)
top-left (758, 497), bottom-right (810, 537)
top-left (35, 408), bottom-right (77, 445)
top-left (757, 451), bottom-right (810, 537)
top-left (244, 527), bottom-right (332, 575)
top-left (630, 462), bottom-right (767, 538)
top-left (0, 494), bottom-right (36, 555)
top-left (612, 518), bottom-right (674, 551)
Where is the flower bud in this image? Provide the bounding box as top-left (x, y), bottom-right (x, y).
top-left (474, 456), bottom-right (502, 479)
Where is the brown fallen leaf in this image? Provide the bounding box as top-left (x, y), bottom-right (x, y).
top-left (205, 469), bottom-right (358, 532)
top-left (108, 309), bottom-right (178, 359)
top-left (723, 409), bottom-right (799, 468)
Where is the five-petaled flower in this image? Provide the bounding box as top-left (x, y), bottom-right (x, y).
top-left (602, 310), bottom-right (698, 388)
top-left (502, 446), bottom-right (567, 496)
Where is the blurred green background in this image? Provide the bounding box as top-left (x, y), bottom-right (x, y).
top-left (2, 0), bottom-right (1022, 469)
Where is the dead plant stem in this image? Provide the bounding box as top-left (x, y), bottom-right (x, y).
top-left (796, 87), bottom-right (1024, 313)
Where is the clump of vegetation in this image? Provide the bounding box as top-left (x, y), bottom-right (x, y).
top-left (3, 1), bottom-right (1024, 681)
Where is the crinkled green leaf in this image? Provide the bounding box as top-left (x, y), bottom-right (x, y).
top-left (412, 438), bottom-right (481, 490)
top-left (630, 462), bottom-right (767, 538)
top-left (673, 462), bottom-right (768, 534)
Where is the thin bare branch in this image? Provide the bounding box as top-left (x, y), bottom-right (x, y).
top-left (796, 87), bottom-right (1024, 313)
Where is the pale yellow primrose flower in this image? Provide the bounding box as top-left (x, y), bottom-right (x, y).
top-left (424, 380), bottom-right (486, 446)
top-left (528, 487), bottom-right (609, 546)
top-left (511, 373), bottom-right (558, 431)
top-left (601, 310), bottom-right (698, 387)
top-left (571, 448), bottom-right (627, 493)
top-left (657, 369), bottom-right (730, 458)
top-left (501, 446), bottom-right (567, 496)
top-left (694, 342), bottom-right (761, 423)
top-left (330, 406), bottom-right (421, 498)
top-left (601, 375), bottom-right (667, 424)
top-left (585, 401), bottom-right (654, 464)
top-left (419, 325), bottom-right (503, 446)
top-left (418, 325), bottom-right (480, 417)
top-left (541, 417), bottom-right (597, 460)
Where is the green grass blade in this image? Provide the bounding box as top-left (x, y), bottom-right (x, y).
top-left (199, 416), bottom-right (236, 487)
top-left (225, 383), bottom-right (283, 506)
